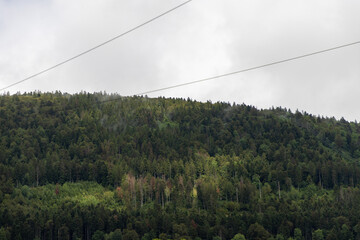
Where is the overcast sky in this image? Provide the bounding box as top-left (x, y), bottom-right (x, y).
top-left (0, 0), bottom-right (359, 121)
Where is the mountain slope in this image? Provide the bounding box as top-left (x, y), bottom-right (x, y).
top-left (1, 92), bottom-right (360, 240)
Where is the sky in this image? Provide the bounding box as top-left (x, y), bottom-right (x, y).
top-left (0, 0), bottom-right (360, 121)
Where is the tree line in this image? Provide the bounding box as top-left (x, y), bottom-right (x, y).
top-left (1, 92), bottom-right (360, 239)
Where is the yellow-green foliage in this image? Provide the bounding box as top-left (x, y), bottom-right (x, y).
top-left (28, 182), bottom-right (124, 211)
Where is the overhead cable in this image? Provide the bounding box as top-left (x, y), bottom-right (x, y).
top-left (130, 40), bottom-right (360, 97)
top-left (0, 0), bottom-right (193, 92)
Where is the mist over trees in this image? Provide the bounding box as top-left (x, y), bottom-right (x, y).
top-left (1, 92), bottom-right (360, 240)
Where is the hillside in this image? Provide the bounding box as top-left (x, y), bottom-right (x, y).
top-left (1, 92), bottom-right (360, 240)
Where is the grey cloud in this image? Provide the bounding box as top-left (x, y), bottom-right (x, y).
top-left (0, 0), bottom-right (359, 121)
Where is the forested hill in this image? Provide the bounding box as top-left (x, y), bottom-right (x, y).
top-left (1, 92), bottom-right (360, 240)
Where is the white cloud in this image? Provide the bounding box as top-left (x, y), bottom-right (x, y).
top-left (0, 0), bottom-right (359, 120)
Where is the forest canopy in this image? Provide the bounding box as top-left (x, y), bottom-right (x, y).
top-left (1, 92), bottom-right (360, 240)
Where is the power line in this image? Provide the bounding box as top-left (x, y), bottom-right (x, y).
top-left (130, 40), bottom-right (360, 97)
top-left (0, 0), bottom-right (193, 92)
top-left (7, 40), bottom-right (360, 112)
top-left (6, 39), bottom-right (359, 106)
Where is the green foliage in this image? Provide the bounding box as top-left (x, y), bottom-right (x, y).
top-left (231, 233), bottom-right (246, 240)
top-left (122, 229), bottom-right (139, 240)
top-left (293, 228), bottom-right (303, 240)
top-left (93, 230), bottom-right (105, 240)
top-left (107, 229), bottom-right (122, 240)
top-left (275, 234), bottom-right (285, 240)
top-left (340, 224), bottom-right (353, 240)
top-left (1, 92), bottom-right (360, 239)
top-left (0, 227), bottom-right (10, 240)
top-left (248, 223), bottom-right (271, 240)
top-left (312, 229), bottom-right (324, 240)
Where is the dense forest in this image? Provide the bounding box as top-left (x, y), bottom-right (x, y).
top-left (1, 92), bottom-right (360, 240)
